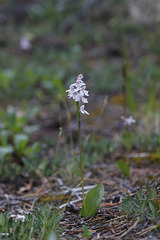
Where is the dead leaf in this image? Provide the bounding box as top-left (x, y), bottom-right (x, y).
top-left (17, 180), bottom-right (32, 194)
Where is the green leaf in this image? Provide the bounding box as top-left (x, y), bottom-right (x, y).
top-left (117, 160), bottom-right (130, 178)
top-left (0, 146), bottom-right (14, 159)
top-left (81, 184), bottom-right (104, 218)
top-left (140, 201), bottom-right (146, 218)
top-left (151, 189), bottom-right (157, 199)
top-left (149, 201), bottom-right (156, 221)
top-left (14, 134), bottom-right (29, 154)
top-left (0, 212), bottom-right (6, 226)
top-left (82, 225), bottom-right (92, 238)
top-left (14, 134), bottom-right (29, 147)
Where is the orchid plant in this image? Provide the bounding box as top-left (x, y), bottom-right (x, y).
top-left (66, 74), bottom-right (104, 218)
top-left (118, 115), bottom-right (136, 178)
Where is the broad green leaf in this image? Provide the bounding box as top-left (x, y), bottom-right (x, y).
top-left (117, 160), bottom-right (130, 178)
top-left (0, 146), bottom-right (13, 159)
top-left (14, 134), bottom-right (29, 146)
top-left (81, 184), bottom-right (104, 218)
top-left (0, 130), bottom-right (9, 146)
top-left (14, 134), bottom-right (29, 153)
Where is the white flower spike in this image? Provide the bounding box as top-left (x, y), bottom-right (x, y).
top-left (66, 74), bottom-right (89, 115)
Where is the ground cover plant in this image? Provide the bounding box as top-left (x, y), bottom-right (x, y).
top-left (0, 0), bottom-right (160, 239)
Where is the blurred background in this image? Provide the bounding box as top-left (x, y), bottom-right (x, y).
top-left (1, 0), bottom-right (160, 100)
top-left (0, 0), bottom-right (160, 181)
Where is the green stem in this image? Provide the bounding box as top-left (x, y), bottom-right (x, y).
top-left (76, 102), bottom-right (86, 215)
top-left (126, 126), bottom-right (131, 152)
top-left (126, 126), bottom-right (131, 163)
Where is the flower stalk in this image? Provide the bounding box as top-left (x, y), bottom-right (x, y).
top-left (76, 102), bottom-right (86, 215)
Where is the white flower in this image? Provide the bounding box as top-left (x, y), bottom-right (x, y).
top-left (81, 97), bottom-right (88, 103)
top-left (72, 79), bottom-right (85, 89)
top-left (121, 116), bottom-right (136, 126)
top-left (80, 105), bottom-right (89, 115)
top-left (66, 85), bottom-right (76, 98)
top-left (77, 74), bottom-right (83, 80)
top-left (19, 37), bottom-right (31, 50)
top-left (80, 86), bottom-right (89, 96)
top-left (72, 90), bottom-right (81, 102)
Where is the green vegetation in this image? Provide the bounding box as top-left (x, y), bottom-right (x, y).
top-left (0, 204), bottom-right (63, 240)
top-left (120, 185), bottom-right (160, 222)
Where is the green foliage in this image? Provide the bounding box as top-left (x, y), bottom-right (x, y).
top-left (117, 160), bottom-right (130, 178)
top-left (0, 204), bottom-right (63, 240)
top-left (0, 69), bottom-right (15, 90)
top-left (82, 225), bottom-right (93, 238)
top-left (83, 136), bottom-right (117, 166)
top-left (0, 107), bottom-right (40, 180)
top-left (33, 204), bottom-right (63, 236)
top-left (84, 137), bottom-right (116, 156)
top-left (81, 184), bottom-right (104, 218)
top-left (0, 107), bottom-right (38, 135)
top-left (120, 186), bottom-right (160, 222)
top-left (89, 63), bottom-right (123, 94)
top-left (0, 146), bottom-right (14, 159)
top-left (48, 232), bottom-right (57, 240)
top-left (120, 128), bottom-right (136, 151)
top-left (14, 134), bottom-right (29, 156)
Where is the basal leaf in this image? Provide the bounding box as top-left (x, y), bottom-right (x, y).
top-left (81, 184), bottom-right (104, 218)
top-left (117, 160), bottom-right (130, 178)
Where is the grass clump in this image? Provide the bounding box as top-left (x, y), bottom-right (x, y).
top-left (0, 204), bottom-right (63, 240)
top-left (120, 185), bottom-right (160, 222)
